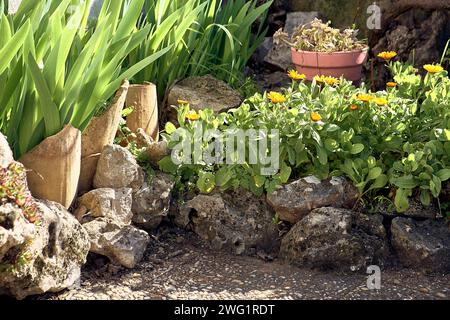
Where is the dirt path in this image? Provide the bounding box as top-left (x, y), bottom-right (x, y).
top-left (36, 226), bottom-right (449, 300)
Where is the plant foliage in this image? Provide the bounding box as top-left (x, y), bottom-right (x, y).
top-left (160, 60), bottom-right (450, 213)
top-left (0, 0), bottom-right (170, 158)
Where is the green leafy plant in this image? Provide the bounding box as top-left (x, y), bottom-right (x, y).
top-left (440, 39), bottom-right (450, 67)
top-left (158, 59), bottom-right (450, 213)
top-left (128, 0), bottom-right (272, 97)
top-left (0, 0), bottom-right (170, 158)
top-left (274, 18), bottom-right (367, 52)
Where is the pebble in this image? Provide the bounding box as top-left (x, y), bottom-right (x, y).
top-left (419, 287), bottom-right (430, 294)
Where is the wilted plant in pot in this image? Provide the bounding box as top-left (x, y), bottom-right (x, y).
top-left (274, 18), bottom-right (368, 82)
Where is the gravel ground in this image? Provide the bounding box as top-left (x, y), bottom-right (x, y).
top-left (33, 226), bottom-right (449, 301)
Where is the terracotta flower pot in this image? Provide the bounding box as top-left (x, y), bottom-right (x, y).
top-left (19, 125), bottom-right (81, 209)
top-left (125, 82), bottom-right (159, 141)
top-left (79, 80), bottom-right (129, 193)
top-left (291, 48), bottom-right (369, 82)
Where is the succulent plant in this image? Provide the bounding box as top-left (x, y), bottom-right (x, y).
top-left (274, 18), bottom-right (367, 53)
top-left (0, 162), bottom-right (42, 225)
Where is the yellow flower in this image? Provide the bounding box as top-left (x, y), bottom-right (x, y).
top-left (324, 76), bottom-right (339, 86)
top-left (386, 82), bottom-right (397, 88)
top-left (267, 91), bottom-right (286, 104)
top-left (310, 112), bottom-right (322, 122)
top-left (314, 75), bottom-right (324, 83)
top-left (356, 94), bottom-right (374, 102)
top-left (423, 64), bottom-right (444, 74)
top-left (374, 97), bottom-right (388, 106)
top-left (177, 99), bottom-right (189, 105)
top-left (377, 51), bottom-right (397, 61)
top-left (288, 70), bottom-right (306, 81)
top-left (314, 75), bottom-right (339, 86)
top-left (186, 110), bottom-right (200, 121)
top-left (350, 104), bottom-right (359, 111)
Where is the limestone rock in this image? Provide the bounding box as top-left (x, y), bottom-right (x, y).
top-left (176, 189), bottom-right (279, 256)
top-left (0, 204), bottom-right (35, 263)
top-left (167, 75), bottom-right (242, 115)
top-left (0, 133), bottom-right (14, 168)
top-left (391, 217), bottom-right (450, 273)
top-left (371, 8), bottom-right (450, 89)
top-left (93, 145), bottom-right (144, 192)
top-left (267, 176), bottom-right (359, 224)
top-left (83, 218), bottom-right (150, 269)
top-left (0, 200), bottom-right (90, 299)
top-left (132, 172), bottom-right (174, 230)
top-left (134, 129), bottom-right (170, 167)
top-left (77, 188), bottom-right (133, 225)
top-left (280, 208), bottom-right (388, 271)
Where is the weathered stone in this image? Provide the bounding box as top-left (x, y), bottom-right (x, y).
top-left (0, 133), bottom-right (14, 168)
top-left (371, 8), bottom-right (450, 89)
top-left (280, 208), bottom-right (388, 271)
top-left (83, 218), bottom-right (150, 269)
top-left (284, 11), bottom-right (321, 35)
top-left (253, 37), bottom-right (273, 65)
top-left (132, 172), bottom-right (174, 230)
top-left (0, 204), bottom-right (35, 262)
top-left (391, 217), bottom-right (450, 273)
top-left (255, 71), bottom-right (292, 91)
top-left (0, 200), bottom-right (90, 299)
top-left (134, 128), bottom-right (170, 167)
top-left (373, 10), bottom-right (450, 68)
top-left (267, 176), bottom-right (359, 224)
top-left (145, 141), bottom-right (170, 167)
top-left (167, 75), bottom-right (242, 114)
top-left (93, 145), bottom-right (144, 192)
top-left (176, 189), bottom-right (279, 256)
top-left (288, 0), bottom-right (371, 33)
top-left (265, 11), bottom-right (320, 70)
top-left (77, 188), bottom-right (133, 225)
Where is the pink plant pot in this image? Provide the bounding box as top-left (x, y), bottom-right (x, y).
top-left (291, 48), bottom-right (369, 82)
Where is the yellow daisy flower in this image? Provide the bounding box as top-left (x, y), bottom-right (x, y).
top-left (314, 75), bottom-right (339, 86)
top-left (356, 94), bottom-right (374, 102)
top-left (288, 70), bottom-right (306, 81)
top-left (377, 51), bottom-right (397, 61)
top-left (324, 76), bottom-right (340, 86)
top-left (386, 82), bottom-right (397, 88)
top-left (177, 99), bottom-right (189, 105)
top-left (186, 110), bottom-right (200, 121)
top-left (374, 97), bottom-right (388, 106)
top-left (423, 64), bottom-right (444, 74)
top-left (310, 112), bottom-right (322, 122)
top-left (267, 91), bottom-right (287, 104)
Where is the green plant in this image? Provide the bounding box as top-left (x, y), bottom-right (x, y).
top-left (274, 18), bottom-right (367, 52)
top-left (0, 0), bottom-right (170, 158)
top-left (1, 0), bottom-right (7, 15)
top-left (440, 39), bottom-right (450, 67)
top-left (0, 162), bottom-right (42, 225)
top-left (158, 59), bottom-right (450, 213)
top-left (128, 0), bottom-right (272, 98)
